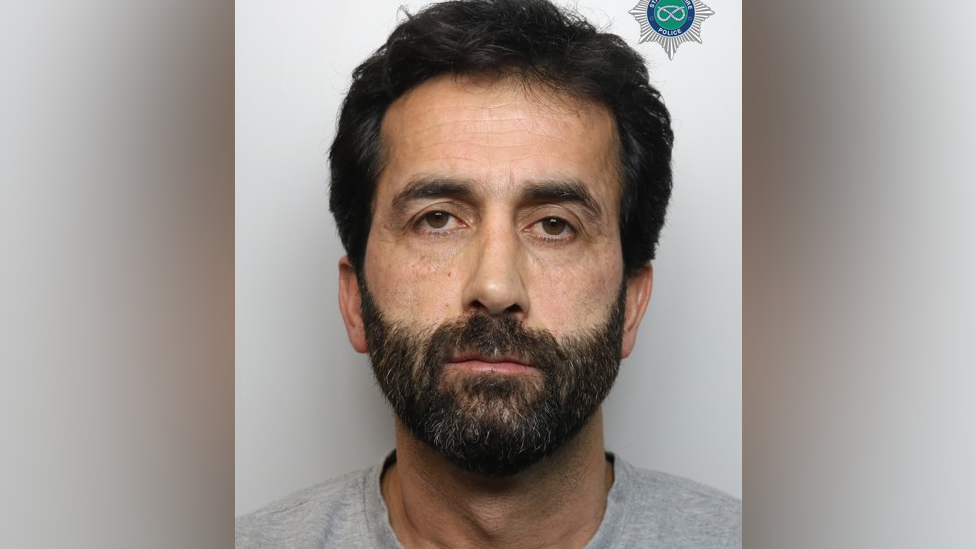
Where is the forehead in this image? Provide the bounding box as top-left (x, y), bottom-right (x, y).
top-left (376, 74), bottom-right (620, 209)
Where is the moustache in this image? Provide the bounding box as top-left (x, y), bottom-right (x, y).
top-left (424, 313), bottom-right (564, 375)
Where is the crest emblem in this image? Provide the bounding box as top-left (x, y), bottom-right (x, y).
top-left (629, 0), bottom-right (715, 59)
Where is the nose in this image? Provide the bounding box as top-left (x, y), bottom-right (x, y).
top-left (461, 220), bottom-right (529, 317)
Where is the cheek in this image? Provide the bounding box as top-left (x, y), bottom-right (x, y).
top-left (365, 243), bottom-right (463, 324)
top-left (526, 249), bottom-right (623, 331)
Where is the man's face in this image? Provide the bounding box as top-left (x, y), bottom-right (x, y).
top-left (338, 75), bottom-right (652, 475)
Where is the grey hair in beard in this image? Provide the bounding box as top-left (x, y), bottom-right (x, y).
top-left (359, 279), bottom-right (625, 476)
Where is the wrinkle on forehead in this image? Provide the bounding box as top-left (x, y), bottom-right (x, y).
top-left (387, 80), bottom-right (610, 146)
top-left (396, 73), bottom-right (602, 122)
top-left (376, 74), bottom-right (621, 209)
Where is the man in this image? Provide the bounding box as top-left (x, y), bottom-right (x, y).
top-left (236, 0), bottom-right (740, 547)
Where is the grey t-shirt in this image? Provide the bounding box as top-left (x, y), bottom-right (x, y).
top-left (236, 452), bottom-right (741, 548)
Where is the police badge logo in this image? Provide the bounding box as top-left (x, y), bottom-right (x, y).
top-left (629, 0), bottom-right (715, 59)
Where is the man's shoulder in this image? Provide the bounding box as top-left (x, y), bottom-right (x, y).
top-left (235, 468), bottom-right (371, 549)
top-left (607, 456), bottom-right (741, 548)
top-left (623, 463), bottom-right (741, 516)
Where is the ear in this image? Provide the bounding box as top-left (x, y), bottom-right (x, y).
top-left (621, 265), bottom-right (653, 358)
top-left (338, 256), bottom-right (368, 353)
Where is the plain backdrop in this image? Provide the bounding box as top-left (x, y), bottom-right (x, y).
top-left (236, 0), bottom-right (741, 516)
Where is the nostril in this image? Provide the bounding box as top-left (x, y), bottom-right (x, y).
top-left (467, 300), bottom-right (523, 317)
top-left (462, 250), bottom-right (529, 315)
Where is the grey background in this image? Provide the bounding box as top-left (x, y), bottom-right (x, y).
top-left (236, 0), bottom-right (741, 515)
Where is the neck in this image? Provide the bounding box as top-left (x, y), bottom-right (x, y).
top-left (381, 409), bottom-right (613, 549)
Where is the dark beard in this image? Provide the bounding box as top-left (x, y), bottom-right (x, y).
top-left (360, 280), bottom-right (625, 477)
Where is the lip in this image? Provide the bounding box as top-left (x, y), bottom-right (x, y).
top-left (446, 353), bottom-right (536, 374)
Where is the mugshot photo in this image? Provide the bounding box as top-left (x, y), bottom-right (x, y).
top-left (236, 0), bottom-right (741, 546)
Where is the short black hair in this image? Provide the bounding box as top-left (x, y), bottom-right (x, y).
top-left (329, 0), bottom-right (673, 278)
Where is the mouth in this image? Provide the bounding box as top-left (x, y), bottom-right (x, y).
top-left (445, 352), bottom-right (537, 374)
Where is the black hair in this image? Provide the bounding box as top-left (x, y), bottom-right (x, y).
top-left (329, 0), bottom-right (673, 278)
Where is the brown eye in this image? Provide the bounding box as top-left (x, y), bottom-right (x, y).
top-left (423, 211), bottom-right (450, 229)
top-left (541, 217), bottom-right (568, 235)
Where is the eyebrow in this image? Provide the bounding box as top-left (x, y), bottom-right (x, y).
top-left (390, 176), bottom-right (475, 217)
top-left (389, 175), bottom-right (603, 219)
top-left (519, 179), bottom-right (603, 219)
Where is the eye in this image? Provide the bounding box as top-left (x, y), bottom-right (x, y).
top-left (525, 215), bottom-right (576, 242)
top-left (421, 210), bottom-right (452, 229)
top-left (540, 217), bottom-right (569, 236)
